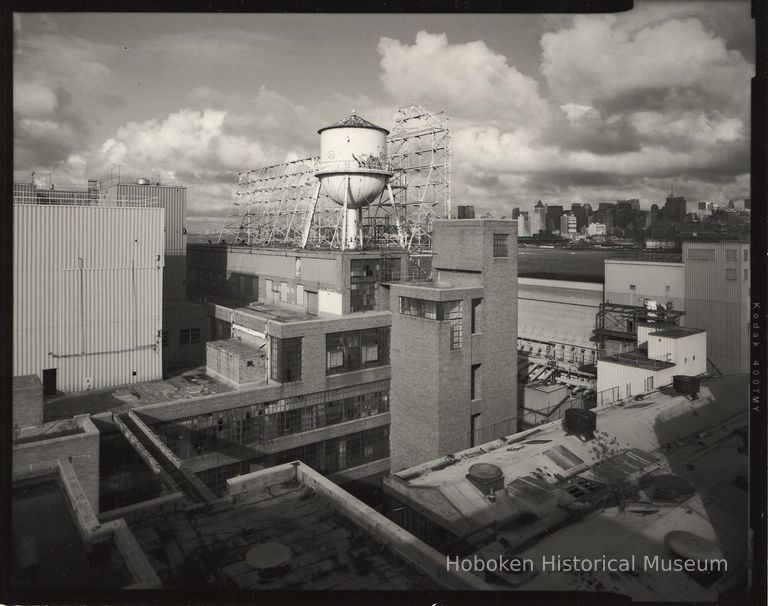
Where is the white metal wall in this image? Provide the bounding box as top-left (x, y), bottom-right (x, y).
top-left (683, 240), bottom-right (750, 374)
top-left (604, 260), bottom-right (685, 312)
top-left (14, 204), bottom-right (164, 392)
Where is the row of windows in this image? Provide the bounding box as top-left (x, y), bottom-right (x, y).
top-left (152, 383), bottom-right (391, 459)
top-left (161, 328), bottom-right (200, 348)
top-left (398, 297), bottom-right (464, 349)
top-left (688, 247), bottom-right (749, 262)
top-left (192, 427), bottom-right (391, 496)
top-left (725, 268), bottom-right (749, 281)
top-left (326, 327), bottom-right (390, 375)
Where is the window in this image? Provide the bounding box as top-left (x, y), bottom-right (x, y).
top-left (726, 249), bottom-right (737, 261)
top-left (270, 337), bottom-right (302, 383)
top-left (350, 258), bottom-right (401, 312)
top-left (744, 248), bottom-right (749, 262)
top-left (399, 296), bottom-right (438, 319)
top-left (471, 298), bottom-right (482, 334)
top-left (744, 269), bottom-right (749, 281)
top-left (470, 413), bottom-right (481, 448)
top-left (326, 327), bottom-right (389, 375)
top-left (493, 233), bottom-right (508, 257)
top-left (162, 330), bottom-right (169, 349)
top-left (471, 364), bottom-right (482, 400)
top-left (645, 376), bottom-right (654, 391)
top-left (726, 269), bottom-right (738, 281)
top-left (399, 297), bottom-right (462, 349)
top-left (446, 300), bottom-right (463, 350)
top-left (179, 328), bottom-right (199, 346)
top-left (688, 248), bottom-right (715, 260)
top-left (629, 284), bottom-right (637, 290)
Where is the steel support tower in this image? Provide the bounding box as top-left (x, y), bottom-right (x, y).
top-left (217, 105), bottom-right (450, 252)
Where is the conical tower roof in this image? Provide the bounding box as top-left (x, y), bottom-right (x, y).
top-left (318, 112), bottom-right (389, 135)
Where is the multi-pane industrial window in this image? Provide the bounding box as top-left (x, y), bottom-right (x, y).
top-left (725, 269), bottom-right (738, 281)
top-left (744, 269), bottom-right (749, 281)
top-left (350, 258), bottom-right (401, 312)
top-left (179, 327), bottom-right (200, 346)
top-left (399, 297), bottom-right (438, 319)
top-left (161, 330), bottom-right (169, 348)
top-left (493, 233), bottom-right (508, 257)
top-left (399, 297), bottom-right (463, 349)
top-left (270, 336), bottom-right (302, 383)
top-left (326, 327), bottom-right (389, 375)
top-left (152, 383), bottom-right (390, 459)
top-left (726, 249), bottom-right (738, 261)
top-left (446, 300), bottom-right (463, 349)
top-left (744, 249), bottom-right (749, 262)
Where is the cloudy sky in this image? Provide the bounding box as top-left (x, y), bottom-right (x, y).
top-left (13, 3), bottom-right (753, 231)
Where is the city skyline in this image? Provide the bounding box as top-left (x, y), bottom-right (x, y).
top-left (13, 2), bottom-right (754, 231)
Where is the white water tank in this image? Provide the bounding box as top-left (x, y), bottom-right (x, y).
top-left (315, 113), bottom-right (393, 249)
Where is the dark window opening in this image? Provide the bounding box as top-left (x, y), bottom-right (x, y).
top-left (270, 336), bottom-right (302, 383)
top-left (471, 364), bottom-right (482, 400)
top-left (471, 298), bottom-right (482, 334)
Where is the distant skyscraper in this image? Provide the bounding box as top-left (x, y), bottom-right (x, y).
top-left (531, 200), bottom-right (547, 235)
top-left (546, 205), bottom-right (563, 233)
top-left (664, 194), bottom-right (687, 222)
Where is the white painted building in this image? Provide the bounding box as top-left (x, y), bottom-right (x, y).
top-left (13, 201), bottom-right (165, 394)
top-left (604, 260), bottom-right (685, 312)
top-left (597, 325), bottom-right (707, 402)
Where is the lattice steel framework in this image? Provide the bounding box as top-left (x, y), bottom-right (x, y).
top-left (218, 105), bottom-right (450, 251)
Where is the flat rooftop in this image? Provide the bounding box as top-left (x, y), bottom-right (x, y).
top-left (600, 350), bottom-right (677, 370)
top-left (44, 368), bottom-right (233, 422)
top-left (128, 463), bottom-right (460, 590)
top-left (648, 326), bottom-right (706, 339)
top-left (385, 375), bottom-right (749, 600)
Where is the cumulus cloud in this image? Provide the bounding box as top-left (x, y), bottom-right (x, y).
top-left (378, 31), bottom-right (548, 127)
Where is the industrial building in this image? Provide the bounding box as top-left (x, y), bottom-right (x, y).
top-left (383, 373), bottom-right (749, 602)
top-left (101, 178), bottom-right (209, 371)
top-left (13, 192), bottom-right (165, 395)
top-left (386, 219), bottom-right (518, 471)
top-left (603, 238), bottom-right (750, 375)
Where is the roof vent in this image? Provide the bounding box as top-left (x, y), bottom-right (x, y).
top-left (562, 408), bottom-right (597, 440)
top-left (466, 463), bottom-right (504, 496)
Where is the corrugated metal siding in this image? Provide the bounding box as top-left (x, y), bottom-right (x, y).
top-left (14, 204), bottom-right (164, 392)
top-left (683, 241), bottom-right (749, 374)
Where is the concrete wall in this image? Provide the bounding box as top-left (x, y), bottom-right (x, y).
top-left (13, 416), bottom-right (101, 513)
top-left (14, 204), bottom-right (164, 392)
top-left (12, 374), bottom-right (43, 429)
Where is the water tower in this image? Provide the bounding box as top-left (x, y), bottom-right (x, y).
top-left (313, 112), bottom-right (394, 250)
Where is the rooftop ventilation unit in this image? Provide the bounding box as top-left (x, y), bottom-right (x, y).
top-left (466, 463), bottom-right (504, 495)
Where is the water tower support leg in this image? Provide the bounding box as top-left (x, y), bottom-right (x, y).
top-left (300, 182), bottom-right (322, 249)
top-left (340, 175), bottom-right (349, 251)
